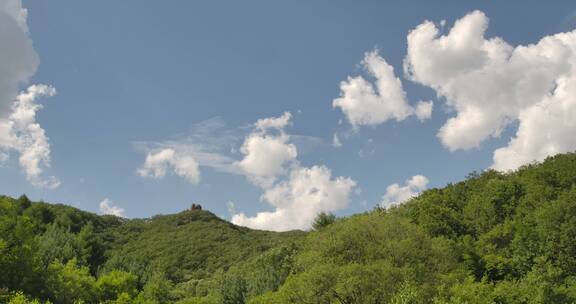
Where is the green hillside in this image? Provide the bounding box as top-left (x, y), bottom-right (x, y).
top-left (0, 198), bottom-right (304, 303)
top-left (2, 152), bottom-right (576, 303)
top-left (100, 209), bottom-right (304, 291)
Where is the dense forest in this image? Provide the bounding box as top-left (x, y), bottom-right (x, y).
top-left (2, 152), bottom-right (576, 303)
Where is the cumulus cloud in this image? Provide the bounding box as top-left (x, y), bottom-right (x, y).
top-left (0, 85), bottom-right (60, 188)
top-left (237, 112), bottom-right (297, 187)
top-left (415, 100), bottom-right (433, 121)
top-left (238, 134), bottom-right (297, 187)
top-left (381, 175), bottom-right (429, 208)
top-left (232, 165), bottom-right (356, 231)
top-left (135, 115), bottom-right (311, 187)
top-left (333, 50), bottom-right (432, 128)
top-left (0, 1), bottom-right (59, 188)
top-left (136, 113), bottom-right (355, 231)
top-left (492, 75), bottom-right (576, 170)
top-left (99, 198), bottom-right (125, 217)
top-left (232, 113), bottom-right (357, 231)
top-left (255, 111), bottom-right (292, 130)
top-left (404, 10), bottom-right (576, 170)
top-left (137, 148), bottom-right (200, 184)
top-left (0, 0), bottom-right (38, 117)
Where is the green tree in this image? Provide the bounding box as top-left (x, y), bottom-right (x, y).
top-left (312, 212), bottom-right (336, 231)
top-left (15, 195), bottom-right (32, 214)
top-left (220, 274), bottom-right (247, 304)
top-left (139, 272), bottom-right (173, 303)
top-left (96, 270), bottom-right (138, 302)
top-left (0, 205), bottom-right (43, 297)
top-left (37, 223), bottom-right (80, 268)
top-left (76, 222), bottom-right (106, 273)
top-left (7, 291), bottom-right (42, 304)
top-left (44, 259), bottom-right (97, 304)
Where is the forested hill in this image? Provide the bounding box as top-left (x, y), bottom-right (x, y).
top-left (0, 198), bottom-right (304, 303)
top-left (2, 152), bottom-right (576, 303)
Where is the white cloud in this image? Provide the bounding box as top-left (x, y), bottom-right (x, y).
top-left (0, 85), bottom-right (60, 188)
top-left (333, 50), bottom-right (431, 128)
top-left (136, 114), bottom-right (354, 232)
top-left (492, 74), bottom-right (576, 170)
top-left (0, 1), bottom-right (58, 188)
top-left (255, 111), bottom-right (292, 131)
top-left (381, 175), bottom-right (429, 208)
top-left (237, 112), bottom-right (297, 187)
top-left (137, 148), bottom-right (175, 179)
top-left (137, 112), bottom-right (328, 186)
top-left (137, 148), bottom-right (200, 184)
top-left (415, 100), bottom-right (433, 121)
top-left (99, 198), bottom-right (125, 217)
top-left (0, 0), bottom-right (38, 117)
top-left (404, 10), bottom-right (576, 169)
top-left (135, 115), bottom-right (321, 187)
top-left (134, 117), bottom-right (243, 178)
top-left (238, 134), bottom-right (297, 187)
top-left (232, 114), bottom-right (357, 231)
top-left (232, 165), bottom-right (356, 231)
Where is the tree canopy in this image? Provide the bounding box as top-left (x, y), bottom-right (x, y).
top-left (2, 152), bottom-right (576, 303)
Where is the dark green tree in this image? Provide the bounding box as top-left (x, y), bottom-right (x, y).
top-left (220, 274), bottom-right (247, 304)
top-left (312, 212), bottom-right (336, 231)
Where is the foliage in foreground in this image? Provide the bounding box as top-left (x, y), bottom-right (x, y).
top-left (2, 152), bottom-right (576, 303)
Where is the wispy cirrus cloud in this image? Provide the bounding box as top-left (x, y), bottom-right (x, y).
top-left (134, 117), bottom-right (244, 183)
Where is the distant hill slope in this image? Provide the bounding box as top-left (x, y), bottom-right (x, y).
top-left (101, 209), bottom-right (304, 284)
top-left (0, 196), bottom-right (304, 303)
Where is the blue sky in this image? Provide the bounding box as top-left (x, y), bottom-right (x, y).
top-left (1, 1), bottom-right (576, 230)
